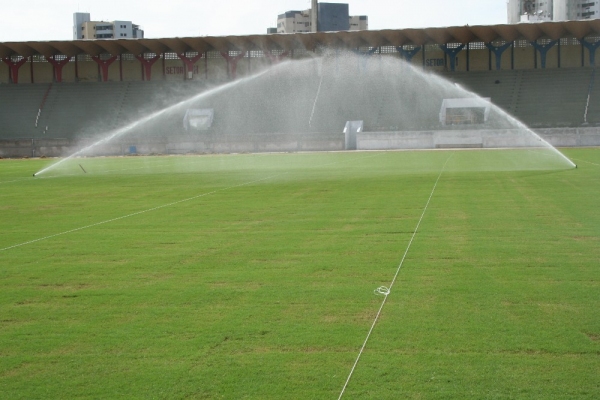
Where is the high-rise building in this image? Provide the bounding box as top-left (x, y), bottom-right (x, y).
top-left (555, 0), bottom-right (600, 20)
top-left (507, 0), bottom-right (600, 23)
top-left (318, 3), bottom-right (350, 31)
top-left (73, 12), bottom-right (144, 40)
top-left (272, 3), bottom-right (367, 34)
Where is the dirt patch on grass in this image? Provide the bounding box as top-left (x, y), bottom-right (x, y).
top-left (585, 332), bottom-right (599, 342)
top-left (320, 315), bottom-right (339, 323)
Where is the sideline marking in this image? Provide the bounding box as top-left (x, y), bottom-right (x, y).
top-left (1, 152), bottom-right (381, 252)
top-left (0, 175), bottom-right (276, 252)
top-left (570, 157), bottom-right (600, 167)
top-left (0, 178), bottom-right (33, 184)
top-left (337, 153), bottom-right (453, 400)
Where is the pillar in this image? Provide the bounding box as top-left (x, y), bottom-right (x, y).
top-left (91, 55), bottom-right (118, 82)
top-left (439, 44), bottom-right (465, 72)
top-left (177, 53), bottom-right (204, 80)
top-left (485, 42), bottom-right (512, 70)
top-left (220, 51), bottom-right (246, 80)
top-left (47, 56), bottom-right (72, 83)
top-left (2, 57), bottom-right (27, 84)
top-left (530, 40), bottom-right (558, 69)
top-left (580, 38), bottom-right (600, 67)
top-left (135, 54), bottom-right (160, 81)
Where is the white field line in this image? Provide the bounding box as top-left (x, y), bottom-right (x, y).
top-left (1, 153), bottom-right (382, 252)
top-left (570, 157), bottom-right (600, 167)
top-left (0, 178), bottom-right (34, 184)
top-left (0, 175), bottom-right (277, 252)
top-left (337, 153), bottom-right (453, 400)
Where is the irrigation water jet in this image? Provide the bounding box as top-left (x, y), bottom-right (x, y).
top-left (35, 51), bottom-right (575, 175)
top-left (33, 64), bottom-right (280, 176)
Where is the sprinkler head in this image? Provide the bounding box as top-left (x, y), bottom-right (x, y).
top-left (33, 174), bottom-right (36, 177)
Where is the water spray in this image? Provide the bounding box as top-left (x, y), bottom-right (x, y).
top-left (33, 52), bottom-right (576, 175)
top-left (33, 65), bottom-right (281, 177)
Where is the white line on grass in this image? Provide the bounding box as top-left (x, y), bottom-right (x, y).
top-left (0, 175), bottom-right (277, 252)
top-left (1, 152), bottom-right (382, 252)
top-left (0, 178), bottom-right (34, 184)
top-left (570, 157), bottom-right (600, 167)
top-left (337, 153), bottom-right (454, 400)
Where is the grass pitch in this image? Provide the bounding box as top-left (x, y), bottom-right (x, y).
top-left (1, 149), bottom-right (599, 399)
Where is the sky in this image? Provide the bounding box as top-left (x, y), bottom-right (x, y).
top-left (0, 0), bottom-right (508, 43)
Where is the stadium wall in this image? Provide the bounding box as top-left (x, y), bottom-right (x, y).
top-left (1, 127), bottom-right (599, 159)
top-left (357, 127), bottom-right (600, 150)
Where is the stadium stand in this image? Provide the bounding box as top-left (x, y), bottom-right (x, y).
top-left (0, 84), bottom-right (50, 138)
top-left (583, 69), bottom-right (600, 125)
top-left (0, 66), bottom-right (595, 144)
top-left (1, 65), bottom-right (597, 144)
top-left (447, 68), bottom-right (593, 128)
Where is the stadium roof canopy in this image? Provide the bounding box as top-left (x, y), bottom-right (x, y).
top-left (1, 20), bottom-right (600, 58)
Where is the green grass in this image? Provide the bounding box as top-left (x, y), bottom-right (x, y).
top-left (0, 149), bottom-right (599, 399)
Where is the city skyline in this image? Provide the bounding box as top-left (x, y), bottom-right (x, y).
top-left (1, 0), bottom-right (506, 42)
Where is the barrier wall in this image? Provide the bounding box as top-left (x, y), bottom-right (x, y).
top-left (469, 48), bottom-right (490, 71)
top-left (32, 61), bottom-right (54, 83)
top-left (0, 62), bottom-right (7, 82)
top-left (122, 60), bottom-right (141, 81)
top-left (77, 60), bottom-right (98, 82)
top-left (543, 45), bottom-right (560, 69)
top-left (514, 44), bottom-right (536, 70)
top-left (1, 128), bottom-right (599, 159)
top-left (0, 133), bottom-right (343, 158)
top-left (357, 127), bottom-right (600, 150)
top-left (562, 41), bottom-right (582, 68)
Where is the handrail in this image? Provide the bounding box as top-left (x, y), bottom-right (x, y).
top-left (583, 68), bottom-right (595, 124)
top-left (35, 83), bottom-right (53, 128)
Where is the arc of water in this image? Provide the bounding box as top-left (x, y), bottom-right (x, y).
top-left (309, 58), bottom-right (324, 129)
top-left (34, 65), bottom-right (287, 176)
top-left (444, 77), bottom-right (575, 168)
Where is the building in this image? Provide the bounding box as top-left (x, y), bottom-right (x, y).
top-left (318, 3), bottom-right (350, 31)
top-left (272, 3), bottom-right (367, 33)
top-left (349, 15), bottom-right (368, 31)
top-left (73, 12), bottom-right (144, 40)
top-left (508, 0), bottom-right (600, 23)
top-left (554, 0), bottom-right (600, 20)
top-left (276, 10), bottom-right (312, 34)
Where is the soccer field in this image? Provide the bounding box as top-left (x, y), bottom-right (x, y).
top-left (1, 149), bottom-right (599, 399)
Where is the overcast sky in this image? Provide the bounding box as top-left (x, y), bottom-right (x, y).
top-left (0, 0), bottom-right (508, 42)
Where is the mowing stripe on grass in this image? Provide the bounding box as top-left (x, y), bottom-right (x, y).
top-left (0, 175), bottom-right (278, 252)
top-left (337, 153), bottom-right (453, 400)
